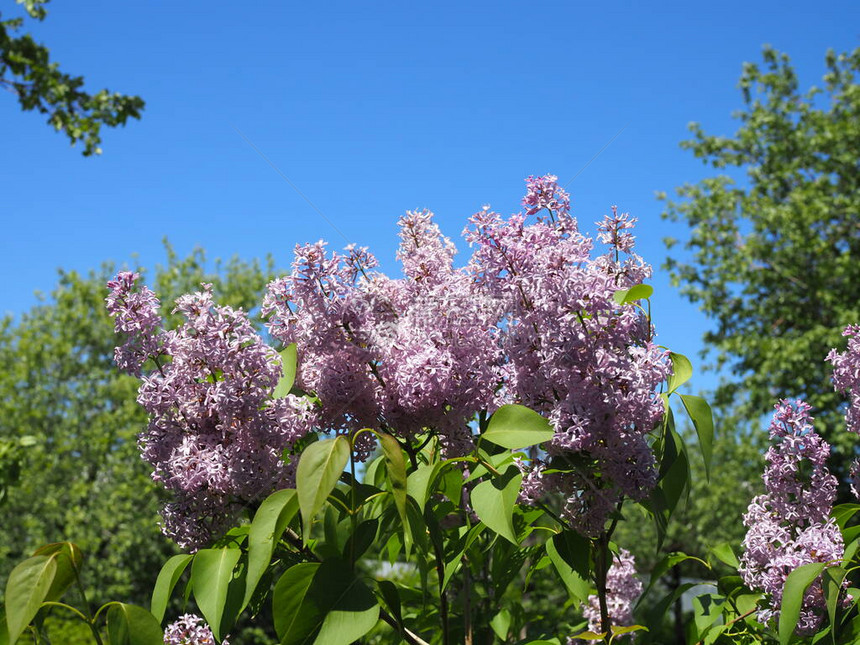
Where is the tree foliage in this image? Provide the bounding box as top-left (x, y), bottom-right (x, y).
top-left (0, 244), bottom-right (276, 617)
top-left (0, 0), bottom-right (144, 155)
top-left (661, 46), bottom-right (860, 480)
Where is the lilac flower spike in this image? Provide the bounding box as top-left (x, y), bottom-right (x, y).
top-left (105, 271), bottom-right (162, 375)
top-left (468, 175), bottom-right (670, 535)
top-left (578, 549), bottom-right (642, 641)
top-left (828, 325), bottom-right (860, 497)
top-left (107, 275), bottom-right (313, 549)
top-left (740, 399), bottom-right (844, 635)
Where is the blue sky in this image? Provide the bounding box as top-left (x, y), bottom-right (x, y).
top-left (2, 0), bottom-right (858, 394)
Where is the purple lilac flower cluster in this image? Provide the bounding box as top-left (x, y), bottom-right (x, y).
top-left (163, 614), bottom-right (226, 645)
top-left (466, 177), bottom-right (671, 535)
top-left (740, 400), bottom-right (844, 634)
top-left (261, 209), bottom-right (504, 458)
top-left (107, 274), bottom-right (313, 548)
top-left (828, 325), bottom-right (860, 496)
top-left (577, 549), bottom-right (642, 640)
top-left (110, 175), bottom-right (672, 546)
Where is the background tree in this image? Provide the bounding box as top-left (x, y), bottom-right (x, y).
top-left (661, 45), bottom-right (860, 484)
top-left (0, 245), bottom-right (276, 642)
top-left (0, 0), bottom-right (144, 155)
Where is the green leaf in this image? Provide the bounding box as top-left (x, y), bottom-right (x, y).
top-left (379, 433), bottom-right (411, 556)
top-left (106, 603), bottom-right (164, 645)
top-left (273, 563), bottom-right (321, 644)
top-left (490, 609), bottom-right (512, 640)
top-left (692, 593), bottom-right (725, 641)
top-left (612, 624), bottom-right (648, 636)
top-left (150, 554), bottom-right (193, 622)
top-left (710, 543), bottom-right (740, 570)
top-left (679, 394), bottom-right (714, 480)
top-left (613, 284), bottom-right (654, 304)
top-left (4, 555), bottom-right (57, 645)
top-left (406, 462), bottom-right (445, 510)
top-left (297, 436), bottom-right (350, 543)
top-left (666, 352), bottom-right (693, 393)
top-left (343, 519), bottom-right (379, 562)
top-left (833, 503), bottom-right (860, 529)
top-left (191, 548), bottom-right (242, 642)
top-left (779, 562), bottom-right (828, 645)
top-left (470, 465), bottom-right (522, 544)
top-left (658, 423), bottom-right (690, 523)
top-left (244, 488), bottom-right (299, 611)
top-left (375, 580), bottom-right (402, 631)
top-left (272, 560), bottom-right (379, 645)
top-left (822, 566), bottom-right (848, 638)
top-left (31, 542), bottom-right (82, 603)
top-left (482, 404), bottom-right (553, 450)
top-left (546, 533), bottom-right (591, 603)
top-left (274, 344), bottom-right (298, 398)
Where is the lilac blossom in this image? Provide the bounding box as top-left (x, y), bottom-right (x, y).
top-left (105, 271), bottom-right (162, 375)
top-left (739, 400), bottom-right (844, 635)
top-left (163, 614), bottom-right (227, 645)
top-left (262, 209), bottom-right (504, 457)
top-left (828, 325), bottom-right (860, 497)
top-left (469, 175), bottom-right (671, 535)
top-left (580, 549), bottom-right (642, 639)
top-left (107, 278), bottom-right (313, 549)
top-left (111, 174), bottom-right (672, 546)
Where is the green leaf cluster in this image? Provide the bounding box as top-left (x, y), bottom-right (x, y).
top-left (0, 0), bottom-right (144, 155)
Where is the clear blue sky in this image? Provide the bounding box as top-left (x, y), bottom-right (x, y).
top-left (2, 0), bottom-right (858, 395)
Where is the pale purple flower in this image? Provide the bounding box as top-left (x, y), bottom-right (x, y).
top-left (106, 271), bottom-right (163, 375)
top-left (467, 177), bottom-right (670, 535)
top-left (108, 278), bottom-right (313, 549)
top-left (581, 549), bottom-right (642, 637)
top-left (262, 210), bottom-right (504, 457)
top-left (740, 400), bottom-right (844, 635)
top-left (163, 614), bottom-right (227, 645)
top-left (828, 324), bottom-right (860, 436)
top-left (522, 173), bottom-right (571, 218)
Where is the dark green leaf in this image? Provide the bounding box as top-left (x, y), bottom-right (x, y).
top-left (32, 542), bottom-right (82, 603)
top-left (272, 560), bottom-right (379, 645)
top-left (379, 433), bottom-right (410, 556)
top-left (546, 533), bottom-right (590, 603)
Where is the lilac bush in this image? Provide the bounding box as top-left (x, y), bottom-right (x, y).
top-left (739, 399), bottom-right (844, 634)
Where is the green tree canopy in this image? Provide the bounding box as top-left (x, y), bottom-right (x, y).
top-left (661, 45), bottom-right (860, 481)
top-left (0, 0), bottom-right (144, 155)
top-left (0, 244), bottom-right (276, 617)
